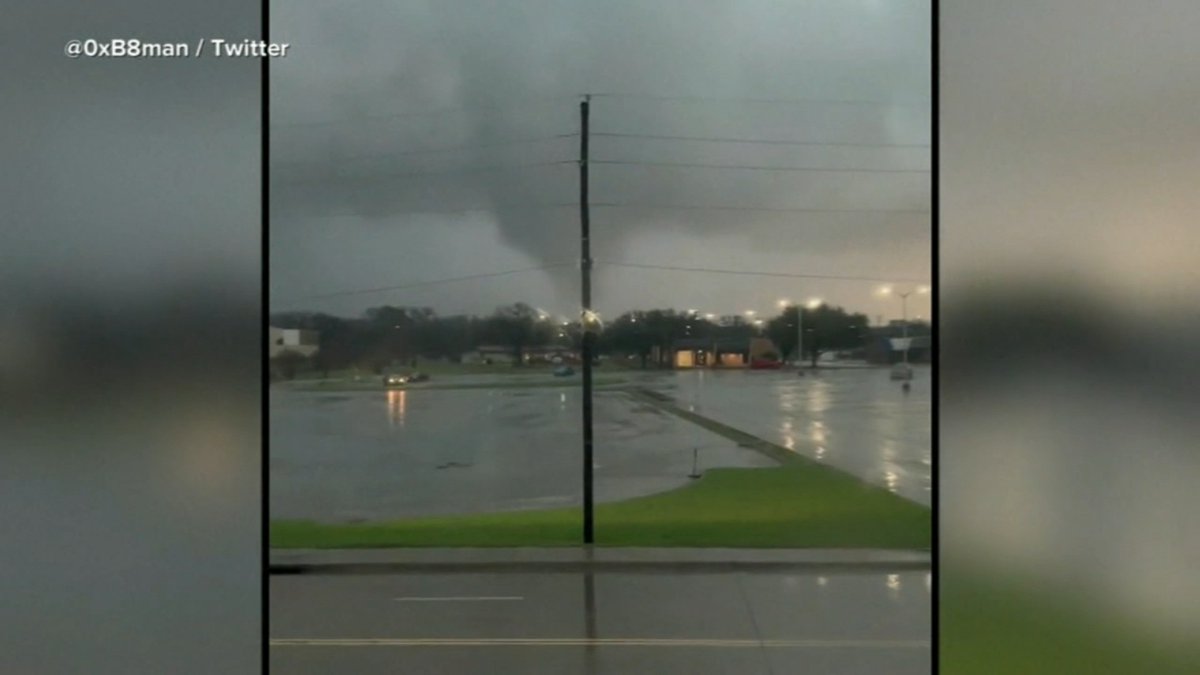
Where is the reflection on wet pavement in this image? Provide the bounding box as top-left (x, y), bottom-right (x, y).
top-left (271, 386), bottom-right (775, 520)
top-left (271, 367), bottom-right (930, 520)
top-left (640, 368), bottom-right (932, 505)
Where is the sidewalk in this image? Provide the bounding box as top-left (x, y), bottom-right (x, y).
top-left (270, 547), bottom-right (932, 574)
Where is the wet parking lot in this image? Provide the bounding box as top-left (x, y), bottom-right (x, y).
top-left (648, 367), bottom-right (932, 505)
top-left (270, 384), bottom-right (774, 521)
top-left (270, 366), bottom-right (931, 520)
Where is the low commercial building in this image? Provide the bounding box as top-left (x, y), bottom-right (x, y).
top-left (864, 329), bottom-right (931, 364)
top-left (670, 337), bottom-right (781, 369)
top-left (460, 345), bottom-right (518, 364)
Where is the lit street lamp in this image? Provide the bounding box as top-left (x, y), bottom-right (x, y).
top-left (877, 285), bottom-right (929, 366)
top-left (799, 298), bottom-right (821, 368)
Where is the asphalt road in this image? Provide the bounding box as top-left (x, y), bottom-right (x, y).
top-left (270, 570), bottom-right (931, 674)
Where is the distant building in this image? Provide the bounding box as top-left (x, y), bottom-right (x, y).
top-left (864, 326), bottom-right (931, 364)
top-left (670, 336), bottom-right (781, 369)
top-left (269, 327), bottom-right (319, 358)
top-left (522, 346), bottom-right (579, 364)
top-left (461, 345), bottom-right (517, 364)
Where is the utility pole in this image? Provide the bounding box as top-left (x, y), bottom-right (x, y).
top-left (579, 95), bottom-right (594, 544)
top-left (898, 291), bottom-right (911, 366)
top-left (796, 305), bottom-right (803, 370)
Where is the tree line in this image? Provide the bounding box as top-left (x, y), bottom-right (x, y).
top-left (270, 301), bottom-right (922, 376)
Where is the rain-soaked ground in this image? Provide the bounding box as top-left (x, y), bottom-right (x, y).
top-left (270, 366), bottom-right (930, 521)
top-left (639, 366), bottom-right (932, 505)
top-left (270, 385), bottom-right (775, 521)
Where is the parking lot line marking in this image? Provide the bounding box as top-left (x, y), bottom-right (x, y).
top-left (270, 638), bottom-right (929, 649)
top-left (394, 596), bottom-right (525, 602)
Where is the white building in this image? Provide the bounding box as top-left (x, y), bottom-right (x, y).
top-left (269, 327), bottom-right (319, 358)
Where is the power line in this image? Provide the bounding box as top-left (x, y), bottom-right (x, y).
top-left (591, 160), bottom-right (930, 174)
top-left (591, 132), bottom-right (929, 150)
top-left (274, 160), bottom-right (575, 186)
top-left (589, 202), bottom-right (929, 215)
top-left (291, 204), bottom-right (577, 218)
top-left (286, 203), bottom-right (926, 219)
top-left (270, 96), bottom-right (581, 130)
top-left (274, 135), bottom-right (578, 168)
top-left (274, 263), bottom-right (575, 305)
top-left (597, 260), bottom-right (928, 284)
top-left (589, 92), bottom-right (929, 108)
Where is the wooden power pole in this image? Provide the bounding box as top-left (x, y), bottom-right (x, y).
top-left (579, 95), bottom-right (594, 544)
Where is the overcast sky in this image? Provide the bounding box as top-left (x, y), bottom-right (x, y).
top-left (269, 0), bottom-right (932, 322)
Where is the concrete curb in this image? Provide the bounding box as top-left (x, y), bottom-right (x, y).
top-left (269, 548), bottom-right (932, 575)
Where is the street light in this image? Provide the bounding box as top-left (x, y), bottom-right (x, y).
top-left (796, 298), bottom-right (822, 368)
top-left (877, 285), bottom-right (929, 366)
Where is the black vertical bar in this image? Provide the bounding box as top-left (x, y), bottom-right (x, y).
top-left (580, 95), bottom-right (594, 544)
top-left (260, 0), bottom-right (270, 671)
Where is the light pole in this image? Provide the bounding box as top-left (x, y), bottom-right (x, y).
top-left (878, 285), bottom-right (929, 366)
top-left (798, 299), bottom-right (822, 369)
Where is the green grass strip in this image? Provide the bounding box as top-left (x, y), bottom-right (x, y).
top-left (271, 463), bottom-right (930, 549)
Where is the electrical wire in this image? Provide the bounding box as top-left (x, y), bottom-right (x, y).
top-left (274, 160), bottom-right (575, 186)
top-left (591, 132), bottom-right (929, 149)
top-left (286, 203), bottom-right (925, 219)
top-left (274, 134), bottom-right (579, 168)
top-left (270, 96), bottom-right (581, 130)
top-left (589, 92), bottom-right (929, 107)
top-left (291, 204), bottom-right (577, 218)
top-left (597, 260), bottom-right (928, 284)
top-left (589, 202), bottom-right (929, 215)
top-left (591, 160), bottom-right (929, 174)
top-left (274, 263), bottom-right (576, 305)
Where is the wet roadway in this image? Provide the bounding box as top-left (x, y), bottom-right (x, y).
top-left (270, 569), bottom-right (932, 674)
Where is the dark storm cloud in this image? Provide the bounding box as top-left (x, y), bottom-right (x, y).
top-left (270, 0), bottom-right (931, 316)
